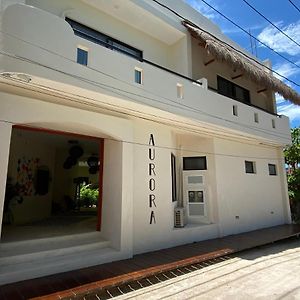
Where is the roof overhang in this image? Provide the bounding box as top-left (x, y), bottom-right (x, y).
top-left (183, 20), bottom-right (300, 105)
top-left (81, 0), bottom-right (185, 45)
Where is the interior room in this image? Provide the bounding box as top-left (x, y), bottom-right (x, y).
top-left (1, 126), bottom-right (102, 242)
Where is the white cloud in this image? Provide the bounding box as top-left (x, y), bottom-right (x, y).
top-left (278, 102), bottom-right (300, 122)
top-left (258, 21), bottom-right (300, 55)
top-left (222, 24), bottom-right (266, 35)
top-left (275, 94), bottom-right (285, 105)
top-left (184, 0), bottom-right (219, 20)
top-left (273, 62), bottom-right (300, 80)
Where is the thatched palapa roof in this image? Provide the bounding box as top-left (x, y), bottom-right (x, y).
top-left (182, 20), bottom-right (300, 105)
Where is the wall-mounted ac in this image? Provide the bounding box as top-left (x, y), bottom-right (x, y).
top-left (174, 207), bottom-right (186, 228)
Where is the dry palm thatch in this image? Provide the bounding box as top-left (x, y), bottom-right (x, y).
top-left (183, 20), bottom-right (300, 105)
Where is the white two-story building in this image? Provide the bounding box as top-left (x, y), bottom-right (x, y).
top-left (0, 0), bottom-right (296, 284)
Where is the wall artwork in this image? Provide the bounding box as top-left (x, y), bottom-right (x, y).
top-left (16, 157), bottom-right (40, 196)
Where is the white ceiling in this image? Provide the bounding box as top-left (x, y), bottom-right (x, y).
top-left (12, 127), bottom-right (100, 154)
top-left (82, 0), bottom-right (184, 45)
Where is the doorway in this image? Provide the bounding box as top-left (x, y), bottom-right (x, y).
top-left (1, 126), bottom-right (104, 242)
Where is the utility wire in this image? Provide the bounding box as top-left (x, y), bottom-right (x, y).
top-left (197, 0), bottom-right (300, 73)
top-left (242, 0), bottom-right (300, 49)
top-left (0, 48), bottom-right (291, 141)
top-left (1, 5), bottom-right (300, 88)
top-left (0, 13), bottom-right (299, 89)
top-left (288, 0), bottom-right (300, 14)
top-left (0, 117), bottom-right (283, 161)
top-left (152, 0), bottom-right (300, 83)
top-left (0, 81), bottom-right (274, 154)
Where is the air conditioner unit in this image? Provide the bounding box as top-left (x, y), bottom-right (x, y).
top-left (174, 207), bottom-right (186, 228)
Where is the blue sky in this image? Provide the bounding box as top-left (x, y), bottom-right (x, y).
top-left (185, 0), bottom-right (300, 128)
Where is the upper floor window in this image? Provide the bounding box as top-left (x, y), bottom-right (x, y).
top-left (217, 76), bottom-right (250, 104)
top-left (77, 47), bottom-right (88, 66)
top-left (66, 18), bottom-right (143, 61)
top-left (134, 68), bottom-right (143, 84)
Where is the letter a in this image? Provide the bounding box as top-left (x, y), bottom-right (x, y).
top-left (149, 134), bottom-right (155, 146)
top-left (150, 211), bottom-right (156, 224)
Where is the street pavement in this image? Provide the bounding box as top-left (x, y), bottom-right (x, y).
top-left (114, 238), bottom-right (300, 300)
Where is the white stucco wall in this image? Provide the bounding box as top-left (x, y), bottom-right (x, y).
top-left (131, 126), bottom-right (291, 254)
top-left (7, 131), bottom-right (55, 224)
top-left (191, 39), bottom-right (276, 113)
top-left (132, 120), bottom-right (174, 253)
top-left (214, 138), bottom-right (289, 236)
top-left (0, 122), bottom-right (12, 235)
top-left (0, 91), bottom-right (134, 254)
top-left (0, 3), bottom-right (291, 146)
top-left (0, 88), bottom-right (291, 264)
top-left (24, 0), bottom-right (182, 70)
top-left (0, 0), bottom-right (293, 284)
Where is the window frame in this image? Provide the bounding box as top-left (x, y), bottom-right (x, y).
top-left (66, 18), bottom-right (143, 61)
top-left (171, 153), bottom-right (177, 202)
top-left (217, 76), bottom-right (251, 104)
top-left (183, 156), bottom-right (207, 171)
top-left (134, 68), bottom-right (143, 85)
top-left (268, 164), bottom-right (277, 176)
top-left (245, 160), bottom-right (256, 174)
top-left (77, 47), bottom-right (88, 66)
top-left (232, 105), bottom-right (238, 116)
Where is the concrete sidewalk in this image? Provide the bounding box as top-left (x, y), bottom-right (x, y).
top-left (113, 238), bottom-right (300, 300)
top-left (1, 224), bottom-right (299, 299)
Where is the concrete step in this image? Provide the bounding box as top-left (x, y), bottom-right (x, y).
top-left (0, 246), bottom-right (125, 285)
top-left (0, 239), bottom-right (110, 267)
top-left (0, 231), bottom-right (104, 257)
top-left (0, 232), bottom-right (122, 285)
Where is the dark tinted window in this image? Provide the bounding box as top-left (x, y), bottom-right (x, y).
top-left (77, 48), bottom-right (88, 65)
top-left (217, 76), bottom-right (250, 104)
top-left (245, 161), bottom-right (255, 174)
top-left (171, 153), bottom-right (177, 202)
top-left (268, 164), bottom-right (277, 176)
top-left (183, 157), bottom-right (207, 170)
top-left (135, 69), bottom-right (142, 84)
top-left (66, 18), bottom-right (143, 60)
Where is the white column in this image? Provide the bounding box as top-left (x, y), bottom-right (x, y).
top-left (120, 141), bottom-right (133, 256)
top-left (277, 148), bottom-right (292, 224)
top-left (0, 122), bottom-right (12, 237)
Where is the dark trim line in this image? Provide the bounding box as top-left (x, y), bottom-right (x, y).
top-left (142, 63), bottom-right (278, 117)
top-left (207, 87), bottom-right (278, 116)
top-left (143, 59), bottom-right (202, 85)
top-left (66, 18), bottom-right (143, 61)
top-left (65, 17), bottom-right (278, 117)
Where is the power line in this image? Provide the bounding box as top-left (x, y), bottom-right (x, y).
top-left (151, 0), bottom-right (300, 86)
top-left (0, 48), bottom-right (291, 141)
top-left (0, 118), bottom-right (283, 161)
top-left (288, 0), bottom-right (300, 14)
top-left (195, 0), bottom-right (300, 76)
top-left (0, 80), bottom-right (275, 154)
top-left (152, 0), bottom-right (300, 83)
top-left (0, 4), bottom-right (300, 89)
top-left (242, 0), bottom-right (300, 49)
top-left (0, 68), bottom-right (290, 147)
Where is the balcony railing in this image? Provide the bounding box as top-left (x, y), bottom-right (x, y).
top-left (0, 3), bottom-right (290, 145)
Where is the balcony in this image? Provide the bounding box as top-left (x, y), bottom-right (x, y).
top-left (0, 4), bottom-right (291, 145)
